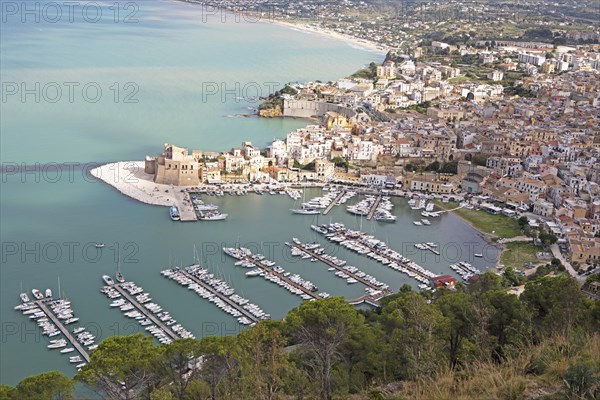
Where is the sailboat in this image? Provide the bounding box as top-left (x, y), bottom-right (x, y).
top-left (116, 259), bottom-right (125, 283)
top-left (291, 187), bottom-right (320, 215)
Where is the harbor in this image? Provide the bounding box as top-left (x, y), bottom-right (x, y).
top-left (161, 265), bottom-right (269, 325)
top-left (366, 195), bottom-right (382, 220)
top-left (2, 185), bottom-right (495, 384)
top-left (15, 290), bottom-right (94, 370)
top-left (101, 276), bottom-right (194, 344)
top-left (36, 301), bottom-right (91, 364)
top-left (287, 239), bottom-right (391, 295)
top-left (312, 222), bottom-right (440, 289)
top-left (322, 190), bottom-right (347, 215)
top-left (223, 247), bottom-right (323, 300)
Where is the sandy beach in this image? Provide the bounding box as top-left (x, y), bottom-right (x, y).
top-left (273, 20), bottom-right (388, 54)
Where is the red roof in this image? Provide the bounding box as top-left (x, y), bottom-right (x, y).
top-left (430, 275), bottom-right (457, 287)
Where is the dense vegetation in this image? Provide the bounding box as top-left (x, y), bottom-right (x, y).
top-left (258, 84), bottom-right (299, 113)
top-left (1, 274), bottom-right (598, 400)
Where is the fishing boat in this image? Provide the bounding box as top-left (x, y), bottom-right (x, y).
top-left (31, 289), bottom-right (43, 300)
top-left (102, 275), bottom-right (114, 286)
top-left (169, 206), bottom-right (180, 221)
top-left (20, 293), bottom-right (30, 303)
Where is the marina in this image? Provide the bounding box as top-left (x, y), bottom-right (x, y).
top-left (223, 247), bottom-right (322, 300)
top-left (15, 295), bottom-right (91, 368)
top-left (449, 262), bottom-right (482, 282)
top-left (161, 265), bottom-right (269, 325)
top-left (287, 239), bottom-right (391, 295)
top-left (321, 190), bottom-right (347, 215)
top-left (101, 278), bottom-right (194, 343)
top-left (366, 195), bottom-right (382, 220)
top-left (312, 223), bottom-right (438, 289)
top-left (414, 242), bottom-right (441, 255)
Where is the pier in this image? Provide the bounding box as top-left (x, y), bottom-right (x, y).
top-left (36, 301), bottom-right (90, 363)
top-left (177, 270), bottom-right (261, 323)
top-left (288, 243), bottom-right (390, 293)
top-left (176, 191), bottom-right (197, 221)
top-left (243, 257), bottom-right (321, 300)
top-left (366, 195), bottom-right (382, 220)
top-left (111, 284), bottom-right (179, 340)
top-left (322, 190), bottom-right (346, 215)
top-left (313, 224), bottom-right (436, 284)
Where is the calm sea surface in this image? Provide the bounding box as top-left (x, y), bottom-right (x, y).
top-left (0, 0), bottom-right (496, 385)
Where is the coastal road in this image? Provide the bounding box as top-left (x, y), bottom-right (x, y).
top-left (550, 244), bottom-right (585, 285)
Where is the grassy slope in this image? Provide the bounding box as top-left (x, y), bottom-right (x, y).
top-left (436, 201), bottom-right (522, 239)
top-left (501, 242), bottom-right (539, 269)
top-left (357, 333), bottom-right (600, 400)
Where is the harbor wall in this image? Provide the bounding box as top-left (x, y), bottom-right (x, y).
top-left (283, 100), bottom-right (357, 118)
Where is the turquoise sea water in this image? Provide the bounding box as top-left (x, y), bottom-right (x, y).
top-left (0, 0), bottom-right (497, 385)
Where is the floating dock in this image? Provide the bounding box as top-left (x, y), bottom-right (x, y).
top-left (243, 257), bottom-right (321, 300)
top-left (289, 243), bottom-right (389, 293)
top-left (111, 284), bottom-right (179, 340)
top-left (177, 269), bottom-right (261, 323)
top-left (313, 224), bottom-right (436, 284)
top-left (322, 190), bottom-right (346, 215)
top-left (36, 300), bottom-right (90, 363)
top-left (366, 195), bottom-right (382, 220)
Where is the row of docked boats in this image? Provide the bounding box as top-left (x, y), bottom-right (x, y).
top-left (286, 189), bottom-right (302, 201)
top-left (223, 247), bottom-right (320, 300)
top-left (15, 295), bottom-right (92, 370)
top-left (311, 223), bottom-right (437, 289)
top-left (303, 190), bottom-right (356, 210)
top-left (18, 288), bottom-right (52, 304)
top-left (203, 190), bottom-right (225, 196)
top-left (346, 195), bottom-right (397, 222)
top-left (101, 276), bottom-right (194, 344)
top-left (191, 195), bottom-right (228, 220)
top-left (410, 199), bottom-right (441, 224)
top-left (449, 262), bottom-right (481, 282)
top-left (161, 265), bottom-right (269, 325)
top-left (414, 243), bottom-right (440, 255)
top-left (288, 239), bottom-right (390, 295)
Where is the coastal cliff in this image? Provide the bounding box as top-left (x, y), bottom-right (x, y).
top-left (257, 84), bottom-right (297, 118)
top-left (258, 103), bottom-right (283, 117)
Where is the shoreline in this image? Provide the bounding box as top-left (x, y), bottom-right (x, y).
top-left (270, 20), bottom-right (389, 55)
top-left (434, 202), bottom-right (506, 269)
top-left (172, 0), bottom-right (388, 54)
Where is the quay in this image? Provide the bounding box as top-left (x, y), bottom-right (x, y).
top-left (177, 269), bottom-right (261, 323)
top-left (289, 243), bottom-right (390, 293)
top-left (243, 257), bottom-right (321, 300)
top-left (111, 284), bottom-right (179, 340)
top-left (366, 195), bottom-right (382, 220)
top-left (36, 300), bottom-right (90, 363)
top-left (322, 190), bottom-right (346, 215)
